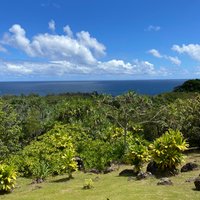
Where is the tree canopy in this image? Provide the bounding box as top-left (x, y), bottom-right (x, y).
top-left (173, 79), bottom-right (200, 92)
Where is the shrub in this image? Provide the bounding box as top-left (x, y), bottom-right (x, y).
top-left (0, 164), bottom-right (16, 193)
top-left (127, 136), bottom-right (150, 173)
top-left (32, 160), bottom-right (51, 181)
top-left (83, 179), bottom-right (94, 189)
top-left (81, 139), bottom-right (113, 171)
top-left (10, 124), bottom-right (77, 179)
top-left (150, 129), bottom-right (188, 173)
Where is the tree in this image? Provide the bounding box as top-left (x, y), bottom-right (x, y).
top-left (0, 99), bottom-right (22, 160)
top-left (99, 92), bottom-right (152, 150)
top-left (146, 95), bottom-right (200, 147)
top-left (173, 79), bottom-right (200, 92)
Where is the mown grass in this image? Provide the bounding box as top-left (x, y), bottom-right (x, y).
top-left (0, 153), bottom-right (200, 200)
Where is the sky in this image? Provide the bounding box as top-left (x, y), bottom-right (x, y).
top-left (0, 0), bottom-right (200, 81)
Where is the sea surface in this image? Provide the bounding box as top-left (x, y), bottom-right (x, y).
top-left (0, 80), bottom-right (186, 96)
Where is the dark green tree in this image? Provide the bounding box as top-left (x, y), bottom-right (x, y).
top-left (0, 99), bottom-right (22, 160)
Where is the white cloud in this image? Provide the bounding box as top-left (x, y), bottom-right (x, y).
top-left (48, 20), bottom-right (56, 32)
top-left (148, 48), bottom-right (181, 65)
top-left (77, 31), bottom-right (106, 57)
top-left (97, 59), bottom-right (158, 75)
top-left (172, 44), bottom-right (200, 61)
top-left (167, 56), bottom-right (181, 66)
top-left (1, 24), bottom-right (106, 65)
top-left (146, 25), bottom-right (161, 32)
top-left (0, 23), bottom-right (168, 78)
top-left (2, 24), bottom-right (33, 56)
top-left (0, 61), bottom-right (33, 75)
top-left (6, 63), bottom-right (33, 74)
top-left (148, 49), bottom-right (162, 58)
top-left (0, 58), bottom-right (165, 77)
top-left (63, 25), bottom-right (73, 37)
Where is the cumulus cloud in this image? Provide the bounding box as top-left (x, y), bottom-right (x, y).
top-left (77, 31), bottom-right (106, 57)
top-left (145, 25), bottom-right (161, 32)
top-left (2, 24), bottom-right (33, 56)
top-left (0, 23), bottom-right (167, 78)
top-left (148, 49), bottom-right (162, 58)
top-left (1, 24), bottom-right (106, 65)
top-left (63, 25), bottom-right (73, 37)
top-left (0, 59), bottom-right (160, 76)
top-left (172, 44), bottom-right (200, 62)
top-left (98, 59), bottom-right (157, 75)
top-left (167, 56), bottom-right (181, 66)
top-left (6, 63), bottom-right (33, 74)
top-left (48, 20), bottom-right (56, 32)
top-left (148, 48), bottom-right (181, 65)
top-left (1, 60), bottom-right (93, 76)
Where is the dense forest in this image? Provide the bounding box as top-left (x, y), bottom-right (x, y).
top-left (0, 80), bottom-right (200, 193)
top-left (173, 79), bottom-right (200, 92)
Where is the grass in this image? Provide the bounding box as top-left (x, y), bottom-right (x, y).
top-left (0, 153), bottom-right (200, 200)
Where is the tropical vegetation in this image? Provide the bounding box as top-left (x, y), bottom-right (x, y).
top-left (0, 80), bottom-right (199, 197)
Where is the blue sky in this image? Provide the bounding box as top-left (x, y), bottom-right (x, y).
top-left (0, 0), bottom-right (200, 81)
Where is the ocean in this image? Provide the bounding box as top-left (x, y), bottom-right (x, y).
top-left (0, 79), bottom-right (186, 96)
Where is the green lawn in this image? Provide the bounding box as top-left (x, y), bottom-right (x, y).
top-left (0, 153), bottom-right (200, 200)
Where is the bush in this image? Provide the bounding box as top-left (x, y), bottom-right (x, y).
top-left (10, 124), bottom-right (77, 179)
top-left (83, 179), bottom-right (94, 189)
top-left (32, 160), bottom-right (51, 181)
top-left (150, 129), bottom-right (188, 173)
top-left (127, 136), bottom-right (150, 173)
top-left (0, 164), bottom-right (16, 194)
top-left (80, 139), bottom-right (113, 171)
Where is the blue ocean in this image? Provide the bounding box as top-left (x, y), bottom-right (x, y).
top-left (0, 80), bottom-right (186, 96)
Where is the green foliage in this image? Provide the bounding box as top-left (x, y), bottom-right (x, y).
top-left (32, 160), bottom-right (51, 180)
top-left (11, 124), bottom-right (77, 178)
top-left (0, 100), bottom-right (22, 160)
top-left (143, 94), bottom-right (200, 147)
top-left (1, 91), bottom-right (200, 178)
top-left (81, 139), bottom-right (113, 171)
top-left (99, 92), bottom-right (152, 150)
top-left (0, 164), bottom-right (16, 193)
top-left (153, 96), bottom-right (200, 146)
top-left (150, 129), bottom-right (188, 172)
top-left (1, 153), bottom-right (200, 200)
top-left (127, 136), bottom-right (150, 173)
top-left (83, 179), bottom-right (94, 189)
top-left (174, 79), bottom-right (200, 92)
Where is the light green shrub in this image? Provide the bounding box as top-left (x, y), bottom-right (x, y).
top-left (150, 129), bottom-right (188, 172)
top-left (83, 179), bottom-right (94, 189)
top-left (80, 139), bottom-right (113, 171)
top-left (10, 124), bottom-right (77, 179)
top-left (127, 136), bottom-right (150, 173)
top-left (32, 160), bottom-right (51, 181)
top-left (0, 164), bottom-right (16, 193)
